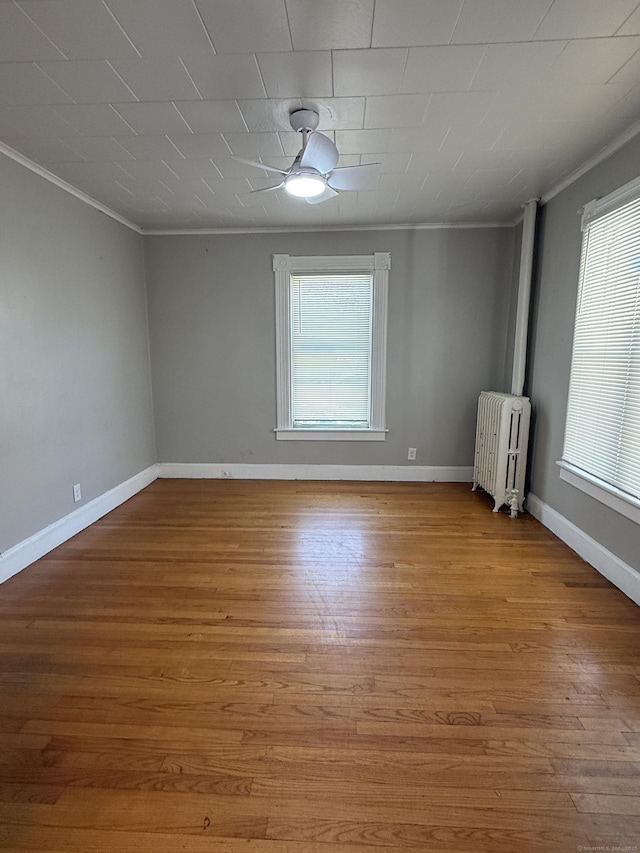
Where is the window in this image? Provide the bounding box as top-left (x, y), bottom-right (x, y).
top-left (559, 176), bottom-right (640, 523)
top-left (273, 253), bottom-right (390, 440)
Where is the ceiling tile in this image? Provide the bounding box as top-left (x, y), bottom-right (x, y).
top-left (335, 128), bottom-right (392, 153)
top-left (542, 36), bottom-right (640, 85)
top-left (167, 133), bottom-right (232, 159)
top-left (286, 0), bottom-right (374, 50)
top-left (470, 41), bottom-right (566, 89)
top-left (379, 172), bottom-right (426, 191)
top-left (313, 98), bottom-right (367, 130)
top-left (617, 5), bottom-right (640, 33)
top-left (372, 0), bottom-right (463, 47)
top-left (208, 155), bottom-right (269, 179)
top-left (0, 2), bottom-right (65, 60)
top-left (603, 80), bottom-right (640, 124)
top-left (38, 60), bottom-right (137, 103)
top-left (110, 102), bottom-right (191, 136)
top-left (609, 45), bottom-right (640, 83)
top-left (17, 0), bottom-right (139, 59)
top-left (364, 94), bottom-right (431, 128)
top-left (104, 0), bottom-right (214, 57)
top-left (424, 122), bottom-right (499, 154)
top-left (333, 49), bottom-right (408, 96)
top-left (369, 151), bottom-right (412, 172)
top-left (60, 135), bottom-right (134, 161)
top-left (463, 168), bottom-right (523, 189)
top-left (492, 120), bottom-right (580, 151)
top-left (163, 165), bottom-right (230, 189)
top-left (173, 101), bottom-right (246, 133)
top-left (181, 54), bottom-right (266, 99)
top-left (0, 104), bottom-right (78, 136)
top-left (221, 131), bottom-right (285, 158)
top-left (0, 116), bottom-right (24, 139)
top-left (453, 148), bottom-right (514, 171)
top-left (401, 46), bottom-right (485, 93)
top-left (391, 126), bottom-right (450, 151)
top-left (236, 98), bottom-right (307, 131)
top-left (118, 159), bottom-right (182, 182)
top-left (8, 136), bottom-right (84, 163)
top-left (424, 91), bottom-right (494, 127)
top-left (533, 0), bottom-right (640, 39)
top-left (53, 104), bottom-right (136, 136)
top-left (115, 135), bottom-right (185, 160)
top-left (195, 0), bottom-right (292, 52)
top-left (0, 62), bottom-right (72, 105)
top-left (257, 51), bottom-right (333, 98)
top-left (476, 181), bottom-right (528, 201)
top-left (51, 160), bottom-right (137, 185)
top-left (109, 58), bottom-right (202, 101)
top-left (451, 0), bottom-right (553, 43)
top-left (487, 82), bottom-right (631, 124)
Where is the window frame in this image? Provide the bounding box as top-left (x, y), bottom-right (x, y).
top-left (558, 174), bottom-right (640, 525)
top-left (273, 252), bottom-right (390, 441)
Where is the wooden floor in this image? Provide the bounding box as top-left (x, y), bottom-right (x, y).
top-left (0, 480), bottom-right (639, 853)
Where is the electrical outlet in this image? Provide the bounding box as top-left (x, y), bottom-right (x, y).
top-left (73, 483), bottom-right (82, 502)
top-left (407, 447), bottom-right (417, 461)
top-left (221, 469), bottom-right (234, 478)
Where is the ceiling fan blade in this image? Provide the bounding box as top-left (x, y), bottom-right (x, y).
top-left (230, 155), bottom-right (288, 176)
top-left (300, 132), bottom-right (339, 174)
top-left (305, 186), bottom-right (339, 205)
top-left (327, 163), bottom-right (380, 191)
top-left (250, 182), bottom-right (284, 194)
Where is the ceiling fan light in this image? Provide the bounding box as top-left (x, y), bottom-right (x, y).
top-left (284, 169), bottom-right (326, 198)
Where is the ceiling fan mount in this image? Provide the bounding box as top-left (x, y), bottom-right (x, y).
top-left (232, 106), bottom-right (380, 204)
top-left (289, 108), bottom-right (320, 134)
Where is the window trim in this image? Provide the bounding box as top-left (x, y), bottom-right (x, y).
top-left (559, 175), bottom-right (640, 523)
top-left (557, 461), bottom-right (640, 525)
top-left (273, 252), bottom-right (390, 441)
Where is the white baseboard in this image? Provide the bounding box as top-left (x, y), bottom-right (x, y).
top-left (157, 462), bottom-right (474, 482)
top-left (527, 493), bottom-right (640, 606)
top-left (0, 464), bottom-right (158, 586)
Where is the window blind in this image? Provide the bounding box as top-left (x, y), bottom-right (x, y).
top-left (562, 193), bottom-right (640, 501)
top-left (290, 272), bottom-right (373, 428)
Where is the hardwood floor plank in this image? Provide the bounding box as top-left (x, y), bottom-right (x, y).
top-left (1, 480), bottom-right (639, 852)
top-left (571, 793), bottom-right (640, 815)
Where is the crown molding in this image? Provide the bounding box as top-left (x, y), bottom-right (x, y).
top-left (141, 220), bottom-right (512, 235)
top-left (540, 117), bottom-right (640, 207)
top-left (0, 142), bottom-right (142, 234)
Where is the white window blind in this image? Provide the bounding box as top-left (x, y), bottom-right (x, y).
top-left (562, 190), bottom-right (640, 503)
top-left (290, 273), bottom-right (373, 428)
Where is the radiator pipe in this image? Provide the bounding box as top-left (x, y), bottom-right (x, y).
top-left (511, 199), bottom-right (538, 397)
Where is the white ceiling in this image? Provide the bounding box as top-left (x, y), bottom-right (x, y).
top-left (1, 0), bottom-right (640, 231)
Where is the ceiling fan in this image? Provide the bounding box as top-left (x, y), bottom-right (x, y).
top-left (233, 109), bottom-right (380, 204)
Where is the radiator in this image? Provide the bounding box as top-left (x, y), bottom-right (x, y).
top-left (472, 391), bottom-right (531, 517)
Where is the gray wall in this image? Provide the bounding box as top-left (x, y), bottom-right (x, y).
top-left (145, 227), bottom-right (514, 467)
top-left (0, 154), bottom-right (156, 553)
top-left (528, 134), bottom-right (640, 573)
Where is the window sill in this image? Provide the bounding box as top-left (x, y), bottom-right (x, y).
top-left (557, 461), bottom-right (640, 525)
top-left (275, 429), bottom-right (387, 442)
